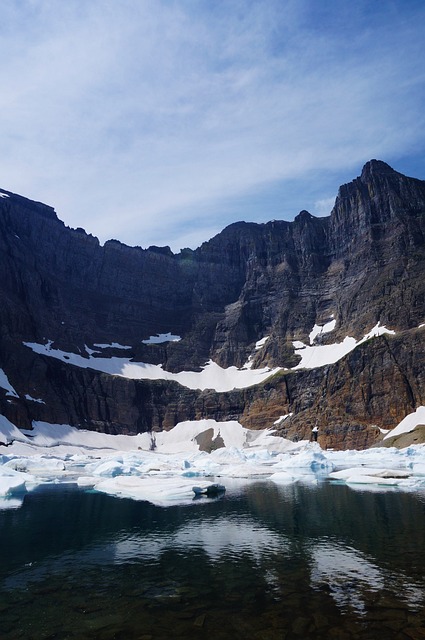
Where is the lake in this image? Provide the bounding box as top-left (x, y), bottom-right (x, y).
top-left (0, 480), bottom-right (424, 639)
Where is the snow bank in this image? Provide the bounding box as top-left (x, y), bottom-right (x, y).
top-left (23, 342), bottom-right (279, 391)
top-left (383, 406), bottom-right (425, 440)
top-left (23, 322), bottom-right (398, 396)
top-left (293, 323), bottom-right (396, 370)
top-left (0, 415), bottom-right (29, 444)
top-left (21, 421), bottom-right (148, 451)
top-left (309, 318), bottom-right (336, 345)
top-left (0, 369), bottom-right (19, 397)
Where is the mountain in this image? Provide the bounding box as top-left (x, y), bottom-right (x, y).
top-left (0, 160), bottom-right (424, 449)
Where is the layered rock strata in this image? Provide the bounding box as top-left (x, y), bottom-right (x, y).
top-left (0, 160), bottom-right (424, 449)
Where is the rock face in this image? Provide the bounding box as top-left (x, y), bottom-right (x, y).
top-left (0, 160), bottom-right (424, 449)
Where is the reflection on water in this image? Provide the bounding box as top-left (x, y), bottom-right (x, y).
top-left (310, 541), bottom-right (424, 615)
top-left (0, 481), bottom-right (424, 639)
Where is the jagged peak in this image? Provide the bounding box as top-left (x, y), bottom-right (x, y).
top-left (360, 159), bottom-right (397, 181)
top-left (294, 210), bottom-right (315, 223)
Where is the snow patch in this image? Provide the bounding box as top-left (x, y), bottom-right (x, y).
top-left (293, 323), bottom-right (395, 370)
top-left (255, 336), bottom-right (269, 349)
top-left (23, 342), bottom-right (280, 392)
top-left (142, 332), bottom-right (181, 344)
top-left (0, 415), bottom-right (29, 445)
top-left (0, 369), bottom-right (19, 398)
top-left (383, 406), bottom-right (425, 440)
top-left (273, 413), bottom-right (293, 425)
top-left (25, 394), bottom-right (45, 404)
top-left (309, 319), bottom-right (336, 345)
top-left (93, 342), bottom-right (132, 350)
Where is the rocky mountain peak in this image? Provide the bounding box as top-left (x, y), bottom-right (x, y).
top-left (0, 160), bottom-right (424, 450)
top-left (294, 209), bottom-right (315, 224)
top-left (360, 159), bottom-right (397, 181)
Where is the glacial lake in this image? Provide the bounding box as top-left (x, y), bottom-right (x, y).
top-left (0, 480), bottom-right (424, 639)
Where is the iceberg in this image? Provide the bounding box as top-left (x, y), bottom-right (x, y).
top-left (0, 475), bottom-right (27, 496)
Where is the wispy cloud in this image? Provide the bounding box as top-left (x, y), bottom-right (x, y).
top-left (1, 0), bottom-right (424, 250)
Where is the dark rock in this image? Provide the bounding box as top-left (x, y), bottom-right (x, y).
top-left (0, 160), bottom-right (424, 449)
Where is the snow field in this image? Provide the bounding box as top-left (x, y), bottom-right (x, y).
top-left (22, 322), bottom-right (397, 393)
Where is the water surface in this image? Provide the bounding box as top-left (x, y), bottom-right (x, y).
top-left (0, 481), bottom-right (424, 639)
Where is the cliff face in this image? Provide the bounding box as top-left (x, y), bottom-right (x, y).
top-left (0, 160), bottom-right (424, 449)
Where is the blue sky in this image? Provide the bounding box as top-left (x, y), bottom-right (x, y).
top-left (1, 0), bottom-right (424, 251)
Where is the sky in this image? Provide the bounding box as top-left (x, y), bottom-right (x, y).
top-left (1, 0), bottom-right (425, 252)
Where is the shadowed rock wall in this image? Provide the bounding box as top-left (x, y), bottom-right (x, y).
top-left (0, 160), bottom-right (424, 449)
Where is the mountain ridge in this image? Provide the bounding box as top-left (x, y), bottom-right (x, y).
top-left (0, 160), bottom-right (424, 449)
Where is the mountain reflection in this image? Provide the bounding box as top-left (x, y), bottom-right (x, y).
top-left (1, 481), bottom-right (425, 638)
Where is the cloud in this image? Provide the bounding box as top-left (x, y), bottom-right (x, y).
top-left (0, 0), bottom-right (425, 251)
top-left (313, 197), bottom-right (336, 218)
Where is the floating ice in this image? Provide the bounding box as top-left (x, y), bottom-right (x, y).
top-left (278, 447), bottom-right (334, 472)
top-left (94, 476), bottom-right (202, 507)
top-left (329, 467), bottom-right (411, 481)
top-left (1, 414), bottom-right (425, 510)
top-left (268, 471), bottom-right (299, 484)
top-left (0, 475), bottom-right (27, 496)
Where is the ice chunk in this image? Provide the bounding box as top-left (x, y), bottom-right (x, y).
top-left (345, 474), bottom-right (403, 486)
top-left (0, 497), bottom-right (24, 510)
top-left (94, 476), bottom-right (200, 507)
top-left (0, 476), bottom-right (27, 496)
top-left (280, 448), bottom-right (333, 471)
top-left (329, 467), bottom-right (410, 480)
top-left (268, 471), bottom-right (299, 484)
top-left (77, 476), bottom-right (97, 488)
top-left (89, 460), bottom-right (126, 477)
top-left (3, 456), bottom-right (65, 474)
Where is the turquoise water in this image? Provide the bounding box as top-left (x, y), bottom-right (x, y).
top-left (0, 481), bottom-right (424, 639)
